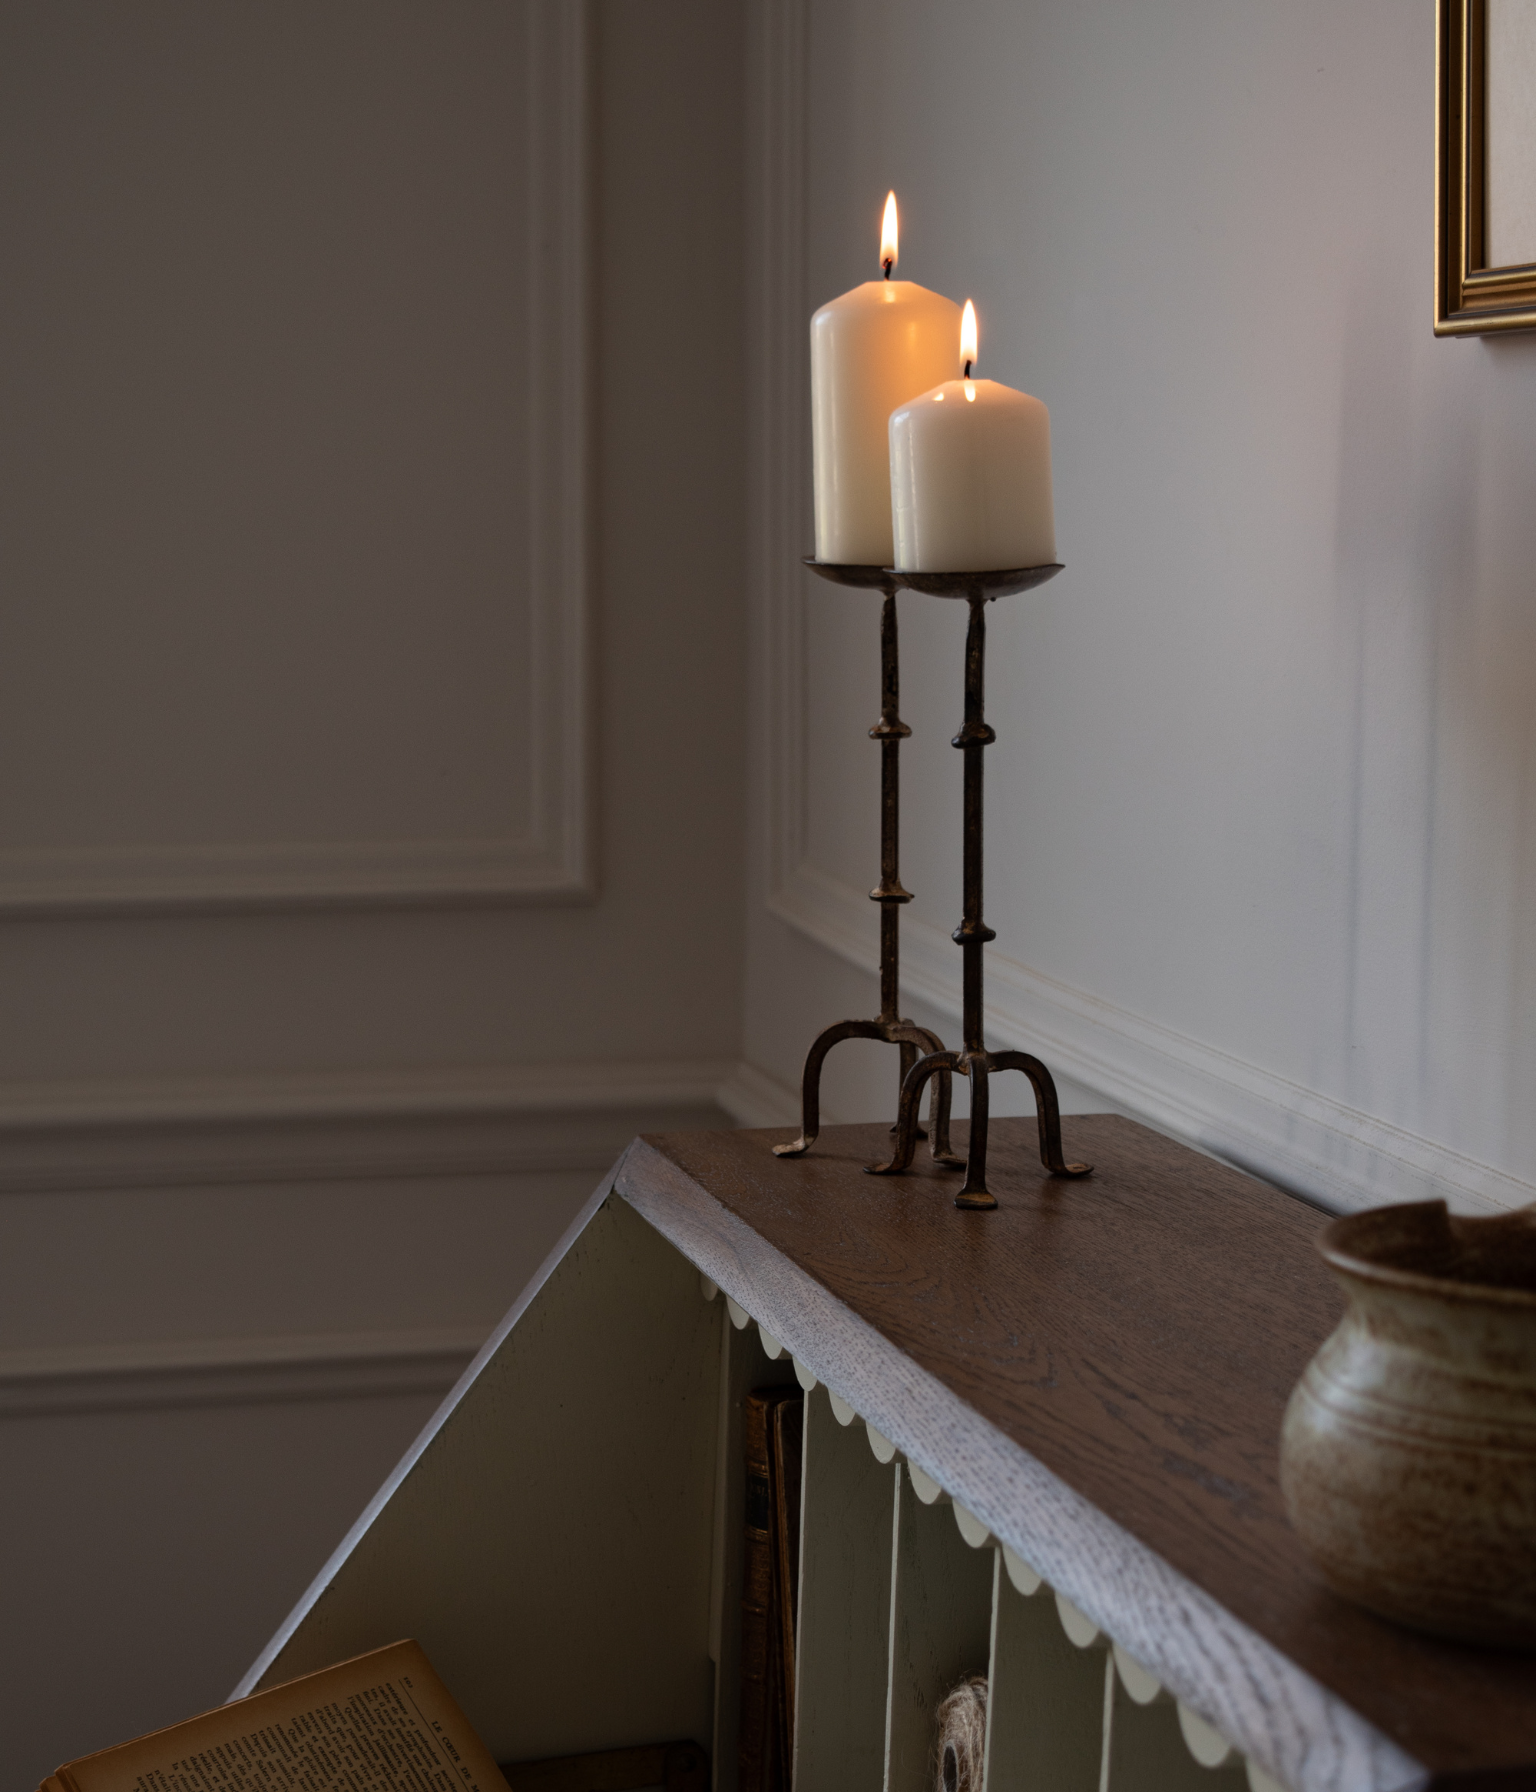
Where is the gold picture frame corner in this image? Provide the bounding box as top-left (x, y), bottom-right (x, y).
top-left (1436, 0), bottom-right (1536, 336)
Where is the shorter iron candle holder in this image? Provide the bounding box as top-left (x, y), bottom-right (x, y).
top-left (865, 564), bottom-right (1094, 1208)
top-left (773, 560), bottom-right (960, 1166)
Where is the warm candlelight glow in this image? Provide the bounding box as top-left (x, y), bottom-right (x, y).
top-left (961, 299), bottom-right (978, 375)
top-left (880, 192), bottom-right (899, 275)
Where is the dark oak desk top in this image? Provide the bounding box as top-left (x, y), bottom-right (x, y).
top-left (617, 1115), bottom-right (1536, 1792)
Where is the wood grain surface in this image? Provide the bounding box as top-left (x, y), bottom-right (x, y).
top-left (615, 1117), bottom-right (1536, 1792)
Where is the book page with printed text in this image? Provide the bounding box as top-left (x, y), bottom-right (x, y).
top-left (49, 1639), bottom-right (510, 1792)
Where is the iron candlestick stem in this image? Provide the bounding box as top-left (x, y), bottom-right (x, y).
top-left (875, 584), bottom-right (907, 1026)
top-left (866, 564), bottom-right (1093, 1207)
top-left (774, 561), bottom-right (960, 1164)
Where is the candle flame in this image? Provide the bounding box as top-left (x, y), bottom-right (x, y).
top-left (880, 192), bottom-right (898, 275)
top-left (960, 300), bottom-right (978, 374)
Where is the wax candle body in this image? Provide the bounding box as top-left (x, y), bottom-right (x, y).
top-left (811, 282), bottom-right (962, 566)
top-left (889, 378), bottom-right (1056, 572)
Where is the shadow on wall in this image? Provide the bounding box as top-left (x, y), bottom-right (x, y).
top-left (1328, 311), bottom-right (1536, 1180)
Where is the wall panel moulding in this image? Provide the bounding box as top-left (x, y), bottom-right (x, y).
top-left (0, 1), bottom-right (592, 917)
top-left (0, 1328), bottom-right (486, 1421)
top-left (0, 1058), bottom-right (733, 1194)
top-left (745, 0), bottom-right (1525, 1224)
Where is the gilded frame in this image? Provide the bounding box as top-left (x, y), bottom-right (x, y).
top-left (1437, 0), bottom-right (1536, 333)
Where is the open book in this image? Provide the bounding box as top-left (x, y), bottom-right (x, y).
top-left (40, 1639), bottom-right (509, 1792)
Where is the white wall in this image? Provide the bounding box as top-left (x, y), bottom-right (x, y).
top-left (15, 0), bottom-right (1536, 1777)
top-left (745, 0), bottom-right (1536, 1218)
top-left (0, 3), bottom-right (747, 1781)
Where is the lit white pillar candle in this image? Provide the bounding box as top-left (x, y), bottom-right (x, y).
top-left (889, 301), bottom-right (1056, 572)
top-left (811, 194), bottom-right (962, 566)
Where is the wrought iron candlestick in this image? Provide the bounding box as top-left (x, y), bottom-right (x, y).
top-left (866, 565), bottom-right (1093, 1208)
top-left (774, 560), bottom-right (959, 1164)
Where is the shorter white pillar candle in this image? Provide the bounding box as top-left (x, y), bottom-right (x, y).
top-left (888, 301), bottom-right (1056, 573)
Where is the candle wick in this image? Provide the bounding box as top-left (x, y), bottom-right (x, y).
top-left (882, 258), bottom-right (894, 280)
top-left (963, 359), bottom-right (973, 378)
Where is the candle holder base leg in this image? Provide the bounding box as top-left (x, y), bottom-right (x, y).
top-left (988, 1049), bottom-right (1094, 1179)
top-left (865, 1046), bottom-right (1092, 1202)
top-left (863, 1049), bottom-right (962, 1176)
top-left (772, 1019), bottom-right (962, 1164)
top-left (955, 1054), bottom-right (996, 1208)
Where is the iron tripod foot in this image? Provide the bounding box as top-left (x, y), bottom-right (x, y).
top-left (770, 1016), bottom-right (964, 1163)
top-left (774, 560), bottom-right (961, 1169)
top-left (865, 1047), bottom-right (1091, 1207)
top-left (863, 564), bottom-right (1094, 1207)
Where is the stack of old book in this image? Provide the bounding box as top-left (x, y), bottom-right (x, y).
top-left (738, 1387), bottom-right (804, 1792)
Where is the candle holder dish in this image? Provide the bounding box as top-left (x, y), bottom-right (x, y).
top-left (865, 564), bottom-right (1093, 1207)
top-left (773, 559), bottom-right (960, 1165)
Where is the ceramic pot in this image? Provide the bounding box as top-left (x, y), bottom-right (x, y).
top-left (1280, 1199), bottom-right (1536, 1649)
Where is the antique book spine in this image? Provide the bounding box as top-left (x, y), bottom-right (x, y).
top-left (771, 1394), bottom-right (804, 1781)
top-left (737, 1391), bottom-right (776, 1792)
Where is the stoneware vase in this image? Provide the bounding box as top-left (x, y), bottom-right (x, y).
top-left (1280, 1198), bottom-right (1536, 1649)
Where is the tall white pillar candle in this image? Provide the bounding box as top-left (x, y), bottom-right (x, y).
top-left (811, 194), bottom-right (962, 566)
top-left (889, 301), bottom-right (1056, 572)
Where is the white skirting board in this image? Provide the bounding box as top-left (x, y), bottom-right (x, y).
top-left (769, 868), bottom-right (1528, 1219)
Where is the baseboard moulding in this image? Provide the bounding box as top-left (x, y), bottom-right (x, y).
top-left (767, 866), bottom-right (1524, 1219)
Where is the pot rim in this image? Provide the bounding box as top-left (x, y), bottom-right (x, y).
top-left (1320, 1200), bottom-right (1536, 1309)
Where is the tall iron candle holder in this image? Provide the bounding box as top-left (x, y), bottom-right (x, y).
top-left (866, 565), bottom-right (1094, 1208)
top-left (773, 560), bottom-right (960, 1165)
